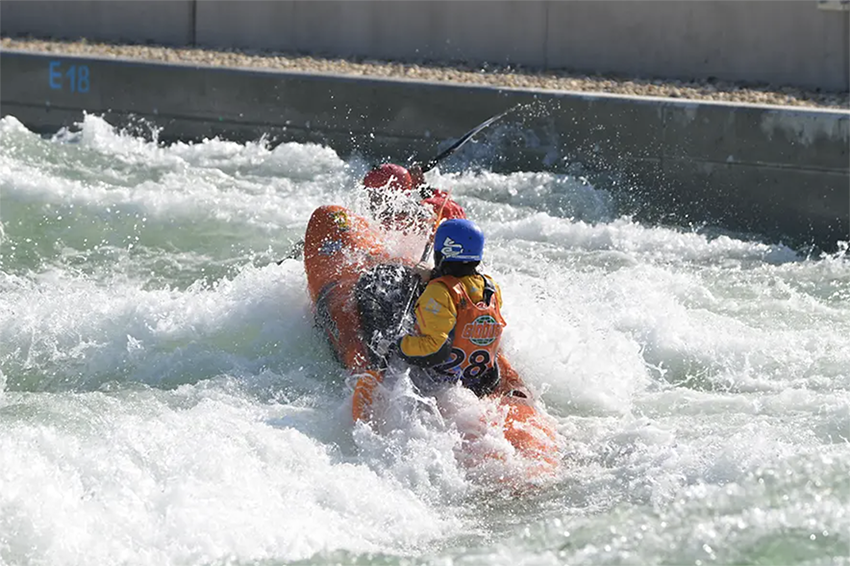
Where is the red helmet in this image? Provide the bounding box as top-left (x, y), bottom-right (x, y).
top-left (362, 164), bottom-right (413, 193)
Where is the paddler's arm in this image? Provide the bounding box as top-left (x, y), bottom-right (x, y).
top-left (421, 190), bottom-right (466, 221)
top-left (397, 281), bottom-right (457, 367)
top-left (410, 163), bottom-right (465, 223)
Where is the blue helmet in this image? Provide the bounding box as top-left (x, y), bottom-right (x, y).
top-left (434, 219), bottom-right (485, 262)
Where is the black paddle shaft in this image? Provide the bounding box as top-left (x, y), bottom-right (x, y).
top-left (418, 103), bottom-right (522, 173)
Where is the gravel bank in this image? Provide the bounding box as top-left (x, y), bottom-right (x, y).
top-left (2, 37), bottom-right (849, 110)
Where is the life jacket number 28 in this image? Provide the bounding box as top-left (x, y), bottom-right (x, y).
top-left (433, 347), bottom-right (492, 381)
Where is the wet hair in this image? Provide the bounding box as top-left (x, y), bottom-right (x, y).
top-left (433, 250), bottom-right (480, 278)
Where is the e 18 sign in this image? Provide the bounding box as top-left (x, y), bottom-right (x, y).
top-left (49, 61), bottom-right (91, 93)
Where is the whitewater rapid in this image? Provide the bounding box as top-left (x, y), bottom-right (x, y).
top-left (0, 114), bottom-right (848, 566)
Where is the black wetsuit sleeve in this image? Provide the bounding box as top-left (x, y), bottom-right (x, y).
top-left (396, 330), bottom-right (453, 368)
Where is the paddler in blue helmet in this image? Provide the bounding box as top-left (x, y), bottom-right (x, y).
top-left (386, 218), bottom-right (524, 396)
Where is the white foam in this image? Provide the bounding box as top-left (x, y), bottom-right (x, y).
top-left (0, 387), bottom-right (462, 565)
top-left (1, 115), bottom-right (848, 565)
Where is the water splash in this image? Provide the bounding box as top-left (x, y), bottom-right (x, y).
top-left (0, 115), bottom-right (848, 566)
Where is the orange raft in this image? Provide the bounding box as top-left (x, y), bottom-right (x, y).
top-left (303, 204), bottom-right (560, 472)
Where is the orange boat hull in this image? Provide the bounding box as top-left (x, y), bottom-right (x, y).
top-left (304, 204), bottom-right (392, 373)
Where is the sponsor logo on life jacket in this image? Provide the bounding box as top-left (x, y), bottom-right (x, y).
top-left (461, 314), bottom-right (500, 346)
top-left (441, 237), bottom-right (463, 258)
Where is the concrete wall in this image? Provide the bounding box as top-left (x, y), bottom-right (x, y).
top-left (194, 1), bottom-right (550, 70)
top-left (545, 1), bottom-right (850, 92)
top-left (0, 0), bottom-right (194, 46)
top-left (198, 0), bottom-right (850, 91)
top-left (1, 51), bottom-right (848, 250)
top-left (2, 1), bottom-right (848, 92)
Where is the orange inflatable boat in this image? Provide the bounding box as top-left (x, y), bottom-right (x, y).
top-left (303, 204), bottom-right (560, 474)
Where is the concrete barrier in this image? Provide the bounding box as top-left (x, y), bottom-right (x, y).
top-left (545, 1), bottom-right (849, 92)
top-left (1, 50), bottom-right (848, 250)
top-left (2, 1), bottom-right (848, 92)
top-left (193, 1), bottom-right (549, 71)
top-left (0, 0), bottom-right (194, 46)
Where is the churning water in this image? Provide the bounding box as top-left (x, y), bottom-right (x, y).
top-left (0, 114), bottom-right (848, 566)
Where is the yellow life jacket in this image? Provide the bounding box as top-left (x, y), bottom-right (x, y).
top-left (399, 273), bottom-right (505, 388)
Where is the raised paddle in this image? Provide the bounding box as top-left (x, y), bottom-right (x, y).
top-left (416, 102), bottom-right (522, 174)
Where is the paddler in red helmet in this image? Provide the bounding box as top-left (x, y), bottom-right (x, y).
top-left (279, 163), bottom-right (464, 262)
top-left (361, 163), bottom-right (466, 232)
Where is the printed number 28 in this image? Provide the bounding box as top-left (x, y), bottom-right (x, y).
top-left (49, 61), bottom-right (90, 93)
top-left (433, 348), bottom-right (491, 380)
